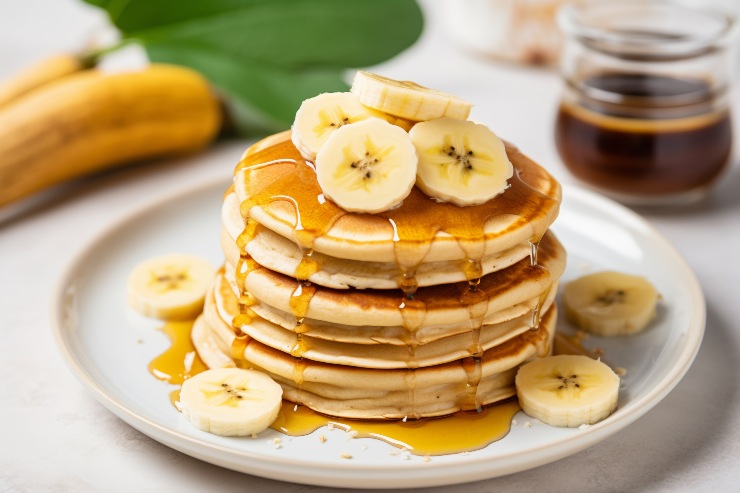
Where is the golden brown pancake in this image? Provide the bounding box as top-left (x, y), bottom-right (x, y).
top-left (222, 271), bottom-right (559, 346)
top-left (192, 299), bottom-right (556, 419)
top-left (240, 231), bottom-right (564, 328)
top-left (221, 192), bottom-right (534, 290)
top-left (232, 133), bottom-right (561, 265)
top-left (205, 270), bottom-right (557, 369)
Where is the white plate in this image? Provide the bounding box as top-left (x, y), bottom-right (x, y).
top-left (52, 179), bottom-right (705, 489)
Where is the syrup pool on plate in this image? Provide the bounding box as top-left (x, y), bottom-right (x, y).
top-left (147, 320), bottom-right (207, 407)
top-left (148, 317), bottom-right (522, 456)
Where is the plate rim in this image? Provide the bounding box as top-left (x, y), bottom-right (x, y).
top-left (50, 177), bottom-right (706, 488)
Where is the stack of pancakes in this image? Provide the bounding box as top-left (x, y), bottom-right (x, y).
top-left (193, 131), bottom-right (565, 419)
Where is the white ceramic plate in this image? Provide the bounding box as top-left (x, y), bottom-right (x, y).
top-left (52, 179), bottom-right (705, 489)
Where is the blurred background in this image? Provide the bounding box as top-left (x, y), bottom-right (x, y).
top-left (1, 0), bottom-right (739, 210)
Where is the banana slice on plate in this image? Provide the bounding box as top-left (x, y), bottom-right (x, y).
top-left (410, 117), bottom-right (513, 206)
top-left (127, 253), bottom-right (215, 321)
top-left (563, 271), bottom-right (659, 336)
top-left (291, 92), bottom-right (386, 162)
top-left (351, 71), bottom-right (472, 121)
top-left (179, 368), bottom-right (283, 436)
top-left (315, 117), bottom-right (418, 213)
top-left (515, 354), bottom-right (620, 428)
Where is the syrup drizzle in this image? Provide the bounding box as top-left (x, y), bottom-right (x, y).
top-left (461, 356), bottom-right (484, 412)
top-left (231, 215), bottom-right (259, 369)
top-left (294, 249), bottom-right (320, 282)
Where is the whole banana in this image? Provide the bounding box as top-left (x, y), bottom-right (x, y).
top-left (0, 64), bottom-right (221, 207)
top-left (0, 54), bottom-right (86, 110)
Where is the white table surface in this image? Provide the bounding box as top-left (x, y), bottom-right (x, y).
top-left (2, 1), bottom-right (739, 491)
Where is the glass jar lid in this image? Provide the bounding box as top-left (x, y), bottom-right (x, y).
top-left (558, 0), bottom-right (736, 62)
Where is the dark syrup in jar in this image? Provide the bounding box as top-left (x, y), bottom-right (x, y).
top-left (555, 73), bottom-right (732, 197)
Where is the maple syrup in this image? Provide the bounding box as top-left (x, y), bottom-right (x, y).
top-left (270, 399), bottom-right (521, 456)
top-left (556, 74), bottom-right (732, 199)
top-left (147, 320), bottom-right (207, 407)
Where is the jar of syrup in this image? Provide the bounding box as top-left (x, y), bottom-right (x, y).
top-left (555, 0), bottom-right (736, 206)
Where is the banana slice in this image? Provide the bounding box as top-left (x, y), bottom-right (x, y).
top-left (179, 368), bottom-right (283, 436)
top-left (127, 253), bottom-right (215, 321)
top-left (515, 355), bottom-right (620, 428)
top-left (388, 115), bottom-right (416, 132)
top-left (291, 92), bottom-right (386, 162)
top-left (409, 117), bottom-right (513, 206)
top-left (351, 71), bottom-right (472, 121)
top-left (315, 117), bottom-right (418, 213)
top-left (563, 271), bottom-right (659, 336)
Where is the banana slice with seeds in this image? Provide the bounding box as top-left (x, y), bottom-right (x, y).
top-left (291, 92), bottom-right (386, 162)
top-left (351, 71), bottom-right (472, 121)
top-left (179, 368), bottom-right (283, 436)
top-left (315, 117), bottom-right (418, 214)
top-left (515, 354), bottom-right (620, 428)
top-left (563, 271), bottom-right (659, 336)
top-left (127, 253), bottom-right (215, 321)
top-left (410, 117), bottom-right (513, 206)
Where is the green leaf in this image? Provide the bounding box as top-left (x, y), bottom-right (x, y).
top-left (82, 0), bottom-right (424, 134)
top-left (146, 40), bottom-right (348, 133)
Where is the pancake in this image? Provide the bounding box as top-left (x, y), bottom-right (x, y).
top-left (224, 274), bottom-right (559, 345)
top-left (192, 302), bottom-right (556, 419)
top-left (239, 231), bottom-right (564, 328)
top-left (232, 133), bottom-right (561, 266)
top-left (221, 192), bottom-right (533, 290)
top-left (191, 315), bottom-right (236, 370)
top-left (206, 270), bottom-right (557, 369)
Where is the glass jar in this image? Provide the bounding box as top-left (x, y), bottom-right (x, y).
top-left (554, 0), bottom-right (736, 206)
